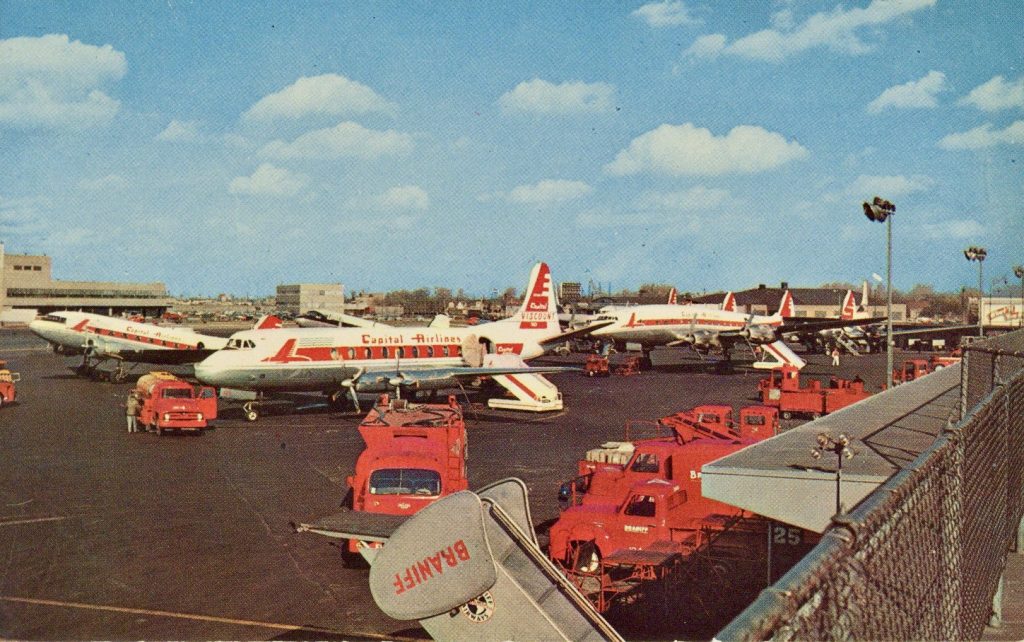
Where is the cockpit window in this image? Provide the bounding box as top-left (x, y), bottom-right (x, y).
top-left (41, 314), bottom-right (67, 324)
top-left (225, 338), bottom-right (256, 350)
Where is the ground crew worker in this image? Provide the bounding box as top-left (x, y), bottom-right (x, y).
top-left (831, 346), bottom-right (841, 367)
top-left (125, 392), bottom-right (140, 433)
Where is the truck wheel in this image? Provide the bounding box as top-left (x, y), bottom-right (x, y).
top-left (811, 412), bottom-right (822, 419)
top-left (782, 411), bottom-right (793, 420)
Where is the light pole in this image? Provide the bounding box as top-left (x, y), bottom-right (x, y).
top-left (964, 246), bottom-right (987, 337)
top-left (1014, 265), bottom-right (1024, 329)
top-left (863, 197), bottom-right (896, 389)
top-left (811, 432), bottom-right (856, 514)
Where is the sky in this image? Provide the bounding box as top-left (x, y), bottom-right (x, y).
top-left (0, 0), bottom-right (1021, 297)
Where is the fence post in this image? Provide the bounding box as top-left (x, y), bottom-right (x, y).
top-left (941, 433), bottom-right (965, 641)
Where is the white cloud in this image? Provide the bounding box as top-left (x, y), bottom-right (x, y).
top-left (846, 174), bottom-right (934, 198)
top-left (360, 185), bottom-right (430, 211)
top-left (0, 34), bottom-right (125, 129)
top-left (919, 219), bottom-right (984, 239)
top-left (156, 119), bottom-right (202, 142)
top-left (498, 79), bottom-right (615, 114)
top-left (508, 179), bottom-right (593, 205)
top-left (684, 34), bottom-right (727, 59)
top-left (260, 121), bottom-right (414, 160)
top-left (685, 0), bottom-right (936, 63)
top-left (241, 73), bottom-right (396, 123)
top-left (867, 71), bottom-right (947, 113)
top-left (605, 123), bottom-right (808, 177)
top-left (959, 75), bottom-right (1024, 112)
top-left (228, 163), bottom-right (309, 197)
top-left (632, 2), bottom-right (700, 27)
top-left (635, 186), bottom-right (729, 210)
top-left (77, 174), bottom-right (128, 191)
top-left (938, 121), bottom-right (1024, 150)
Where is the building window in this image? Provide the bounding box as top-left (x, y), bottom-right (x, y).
top-left (32, 266), bottom-right (41, 271)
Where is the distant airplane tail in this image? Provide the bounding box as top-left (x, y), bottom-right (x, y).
top-left (777, 290), bottom-right (794, 318)
top-left (667, 288), bottom-right (677, 305)
top-left (721, 291), bottom-right (736, 312)
top-left (840, 290), bottom-right (857, 321)
top-left (509, 262), bottom-right (558, 332)
top-left (254, 314), bottom-right (283, 330)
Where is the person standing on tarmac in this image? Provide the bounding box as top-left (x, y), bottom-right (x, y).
top-left (831, 346), bottom-right (841, 367)
top-left (125, 392), bottom-right (140, 433)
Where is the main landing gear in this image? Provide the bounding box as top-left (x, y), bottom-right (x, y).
top-left (242, 401), bottom-right (261, 422)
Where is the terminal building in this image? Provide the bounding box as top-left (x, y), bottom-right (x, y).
top-left (0, 244), bottom-right (172, 322)
top-left (275, 283), bottom-right (345, 316)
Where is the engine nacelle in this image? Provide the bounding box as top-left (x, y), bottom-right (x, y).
top-left (746, 325), bottom-right (776, 343)
top-left (693, 330), bottom-right (720, 348)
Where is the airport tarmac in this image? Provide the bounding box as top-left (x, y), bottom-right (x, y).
top-left (0, 328), bottom-right (895, 640)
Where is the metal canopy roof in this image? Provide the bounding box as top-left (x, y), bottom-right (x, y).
top-left (701, 365), bottom-right (961, 533)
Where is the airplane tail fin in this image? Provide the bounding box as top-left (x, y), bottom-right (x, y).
top-left (721, 291), bottom-right (736, 312)
top-left (840, 290), bottom-right (856, 321)
top-left (777, 290), bottom-right (794, 318)
top-left (510, 262), bottom-right (558, 332)
top-left (667, 287), bottom-right (677, 305)
top-left (254, 314), bottom-right (283, 330)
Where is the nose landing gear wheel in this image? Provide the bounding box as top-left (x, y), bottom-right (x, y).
top-left (243, 401), bottom-right (259, 422)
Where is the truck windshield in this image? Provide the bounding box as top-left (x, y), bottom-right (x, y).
top-left (369, 469), bottom-right (442, 496)
top-left (162, 388), bottom-right (194, 399)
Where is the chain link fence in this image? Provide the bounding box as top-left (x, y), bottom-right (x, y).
top-left (718, 329), bottom-right (1024, 641)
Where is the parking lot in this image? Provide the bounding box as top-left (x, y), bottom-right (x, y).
top-left (0, 329), bottom-right (891, 640)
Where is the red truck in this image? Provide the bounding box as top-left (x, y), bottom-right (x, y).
top-left (549, 406), bottom-right (807, 613)
top-left (758, 365), bottom-right (872, 419)
top-left (583, 355), bottom-right (611, 377)
top-left (892, 354), bottom-right (961, 385)
top-left (135, 372), bottom-right (217, 435)
top-left (0, 360), bottom-right (20, 408)
top-left (343, 394), bottom-right (469, 565)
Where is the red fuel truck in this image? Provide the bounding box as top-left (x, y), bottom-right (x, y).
top-left (135, 372), bottom-right (218, 435)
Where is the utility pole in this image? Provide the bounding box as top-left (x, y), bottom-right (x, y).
top-left (863, 197), bottom-right (896, 389)
top-left (964, 246), bottom-right (988, 337)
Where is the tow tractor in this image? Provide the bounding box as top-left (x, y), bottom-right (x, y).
top-left (549, 406), bottom-right (812, 617)
top-left (342, 394), bottom-right (469, 566)
top-left (0, 360), bottom-right (20, 408)
top-left (135, 372), bottom-right (218, 435)
top-left (583, 355), bottom-right (611, 377)
top-left (758, 364), bottom-right (872, 419)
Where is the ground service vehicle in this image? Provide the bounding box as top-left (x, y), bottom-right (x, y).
top-left (892, 354), bottom-right (962, 385)
top-left (0, 361), bottom-right (20, 407)
top-left (135, 372), bottom-right (217, 434)
top-left (758, 365), bottom-right (872, 419)
top-left (614, 356), bottom-right (642, 376)
top-left (344, 394), bottom-right (469, 565)
top-left (584, 355), bottom-right (611, 377)
top-left (549, 406), bottom-right (809, 617)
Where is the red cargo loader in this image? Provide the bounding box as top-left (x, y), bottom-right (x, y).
top-left (758, 365), bottom-right (872, 419)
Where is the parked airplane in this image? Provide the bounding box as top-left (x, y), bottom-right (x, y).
top-left (587, 290), bottom-right (884, 368)
top-left (295, 309), bottom-right (451, 329)
top-left (195, 262), bottom-right (607, 420)
top-left (28, 311), bottom-right (231, 381)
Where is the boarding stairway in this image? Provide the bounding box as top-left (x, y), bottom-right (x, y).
top-left (297, 479), bottom-right (622, 641)
top-left (752, 340), bottom-right (807, 370)
top-left (482, 353), bottom-right (564, 412)
top-left (836, 334), bottom-right (862, 355)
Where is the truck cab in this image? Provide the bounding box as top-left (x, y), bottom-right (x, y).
top-left (0, 361), bottom-right (20, 408)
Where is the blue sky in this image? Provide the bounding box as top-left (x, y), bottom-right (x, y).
top-left (1, 1), bottom-right (1021, 297)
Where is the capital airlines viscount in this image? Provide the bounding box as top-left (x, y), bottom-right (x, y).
top-left (194, 262), bottom-right (605, 419)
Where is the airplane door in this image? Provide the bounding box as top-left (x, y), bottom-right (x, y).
top-left (461, 334), bottom-right (483, 367)
top-left (198, 386), bottom-right (218, 421)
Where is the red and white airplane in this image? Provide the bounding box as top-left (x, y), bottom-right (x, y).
top-left (194, 262), bottom-right (604, 419)
top-left (588, 291), bottom-right (803, 366)
top-left (28, 311), bottom-right (233, 381)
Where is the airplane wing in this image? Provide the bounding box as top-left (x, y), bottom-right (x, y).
top-left (540, 320), bottom-right (614, 348)
top-left (96, 348), bottom-right (220, 365)
top-left (364, 363), bottom-right (576, 388)
top-left (781, 316), bottom-right (888, 334)
top-left (888, 324), bottom-right (979, 337)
